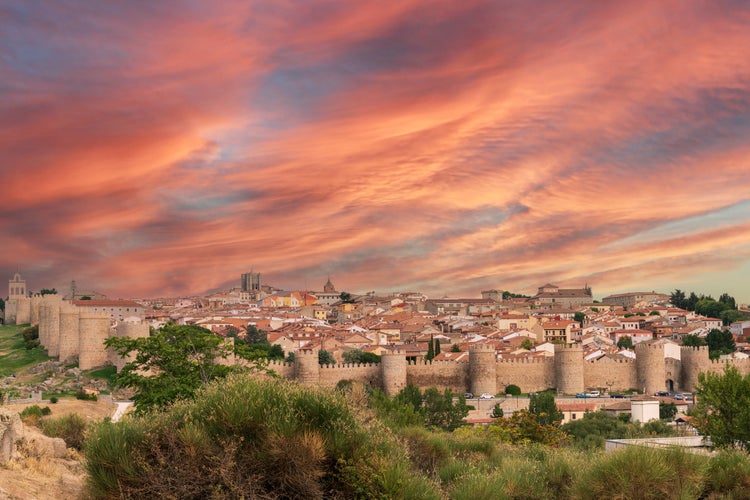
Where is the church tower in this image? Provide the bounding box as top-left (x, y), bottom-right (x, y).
top-left (8, 271), bottom-right (26, 299)
top-left (323, 277), bottom-right (336, 293)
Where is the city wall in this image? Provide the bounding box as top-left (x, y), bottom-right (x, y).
top-left (274, 343), bottom-right (749, 397)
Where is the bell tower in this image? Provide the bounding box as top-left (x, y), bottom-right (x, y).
top-left (9, 271), bottom-right (26, 299)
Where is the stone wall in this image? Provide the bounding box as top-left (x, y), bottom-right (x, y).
top-left (319, 363), bottom-right (381, 388)
top-left (406, 359), bottom-right (469, 393)
top-left (497, 358), bottom-right (555, 393)
top-left (584, 357), bottom-right (637, 392)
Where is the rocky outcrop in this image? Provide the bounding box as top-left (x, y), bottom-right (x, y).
top-left (0, 408), bottom-right (23, 463)
top-left (0, 408), bottom-right (67, 463)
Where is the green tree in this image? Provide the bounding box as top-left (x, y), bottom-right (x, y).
top-left (706, 329), bottom-right (736, 359)
top-left (342, 349), bottom-right (381, 364)
top-left (528, 390), bottom-right (563, 426)
top-left (450, 343), bottom-right (461, 352)
top-left (105, 323), bottom-right (239, 413)
top-left (39, 288), bottom-right (57, 295)
top-left (245, 324), bottom-right (267, 344)
top-left (649, 310), bottom-right (661, 316)
top-left (0, 297), bottom-right (4, 312)
top-left (695, 298), bottom-right (727, 319)
top-left (521, 338), bottom-right (533, 350)
top-left (434, 338), bottom-right (441, 356)
top-left (719, 293), bottom-right (737, 310)
top-left (318, 349), bottom-right (335, 365)
top-left (425, 335), bottom-right (435, 361)
top-left (721, 309), bottom-right (747, 327)
top-left (682, 334), bottom-right (706, 347)
top-left (693, 365), bottom-right (750, 450)
top-left (660, 401), bottom-right (677, 420)
top-left (616, 336), bottom-right (634, 350)
top-left (339, 292), bottom-right (355, 304)
top-left (422, 388), bottom-right (469, 431)
top-left (670, 289), bottom-right (686, 309)
top-left (574, 311), bottom-right (586, 324)
top-left (505, 384), bottom-right (521, 396)
top-left (395, 383), bottom-right (423, 413)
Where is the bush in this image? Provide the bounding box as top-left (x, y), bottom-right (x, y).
top-left (49, 396), bottom-right (58, 404)
top-left (85, 374), bottom-right (417, 499)
top-left (504, 384), bottom-right (522, 396)
top-left (76, 388), bottom-right (98, 401)
top-left (573, 446), bottom-right (706, 499)
top-left (42, 414), bottom-right (88, 450)
top-left (705, 449), bottom-right (750, 496)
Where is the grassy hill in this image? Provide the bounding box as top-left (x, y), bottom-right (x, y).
top-left (0, 324), bottom-right (51, 378)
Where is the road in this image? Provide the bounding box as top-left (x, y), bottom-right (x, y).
top-left (111, 401), bottom-right (134, 422)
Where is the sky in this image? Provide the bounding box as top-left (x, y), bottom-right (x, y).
top-left (2, 0), bottom-right (750, 303)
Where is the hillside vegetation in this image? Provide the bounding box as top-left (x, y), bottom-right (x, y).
top-left (85, 374), bottom-right (750, 499)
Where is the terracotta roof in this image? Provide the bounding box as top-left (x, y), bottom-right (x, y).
top-left (73, 299), bottom-right (142, 308)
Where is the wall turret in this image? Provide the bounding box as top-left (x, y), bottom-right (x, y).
top-left (680, 345), bottom-right (710, 392)
top-left (295, 348), bottom-right (320, 385)
top-left (554, 343), bottom-right (584, 394)
top-left (381, 349), bottom-right (407, 396)
top-left (110, 321), bottom-right (150, 371)
top-left (469, 344), bottom-right (497, 396)
top-left (39, 295), bottom-right (62, 356)
top-left (78, 310), bottom-right (111, 370)
top-left (29, 295), bottom-right (42, 326)
top-left (58, 302), bottom-right (80, 363)
top-left (635, 342), bottom-right (665, 395)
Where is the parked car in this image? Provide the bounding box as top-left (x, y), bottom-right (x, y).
top-left (609, 393), bottom-right (626, 399)
top-left (464, 392), bottom-right (474, 399)
top-left (585, 391), bottom-right (600, 398)
top-left (674, 393), bottom-right (685, 400)
top-left (480, 393), bottom-right (494, 399)
top-left (575, 393), bottom-right (588, 398)
top-left (655, 391), bottom-right (670, 397)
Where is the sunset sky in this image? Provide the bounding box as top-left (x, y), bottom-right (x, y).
top-left (2, 1), bottom-right (750, 302)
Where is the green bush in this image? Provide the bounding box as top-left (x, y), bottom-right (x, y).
top-left (504, 384), bottom-right (522, 396)
top-left (704, 449), bottom-right (750, 496)
top-left (85, 374), bottom-right (416, 499)
top-left (49, 396), bottom-right (58, 404)
top-left (573, 446), bottom-right (706, 499)
top-left (41, 414), bottom-right (88, 450)
top-left (20, 405), bottom-right (44, 419)
top-left (76, 388), bottom-right (98, 401)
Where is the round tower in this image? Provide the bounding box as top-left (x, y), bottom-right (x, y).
top-left (381, 350), bottom-right (407, 396)
top-left (78, 310), bottom-right (111, 370)
top-left (635, 342), bottom-right (665, 395)
top-left (111, 322), bottom-right (150, 371)
top-left (15, 297), bottom-right (31, 326)
top-left (554, 343), bottom-right (585, 395)
top-left (294, 348), bottom-right (320, 385)
top-left (58, 302), bottom-right (80, 363)
top-left (30, 295), bottom-right (42, 326)
top-left (679, 346), bottom-right (709, 392)
top-left (41, 295), bottom-right (62, 356)
top-left (469, 344), bottom-right (497, 396)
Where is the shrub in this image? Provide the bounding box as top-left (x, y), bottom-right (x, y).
top-left (85, 374), bottom-right (417, 498)
top-left (41, 414), bottom-right (88, 450)
top-left (49, 396), bottom-right (58, 404)
top-left (504, 384), bottom-right (521, 396)
top-left (705, 449), bottom-right (750, 496)
top-left (76, 388), bottom-right (98, 401)
top-left (573, 446), bottom-right (706, 499)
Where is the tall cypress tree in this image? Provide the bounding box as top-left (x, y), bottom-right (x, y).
top-left (426, 334), bottom-right (435, 361)
top-left (434, 337), bottom-right (441, 356)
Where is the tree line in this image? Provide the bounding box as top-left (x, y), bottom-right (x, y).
top-left (670, 289), bottom-right (747, 325)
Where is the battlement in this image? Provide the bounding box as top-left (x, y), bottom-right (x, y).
top-left (497, 357), bottom-right (553, 364)
top-left (585, 358), bottom-right (635, 364)
top-left (320, 362), bottom-right (380, 369)
top-left (267, 360), bottom-right (295, 368)
top-left (680, 346), bottom-right (709, 353)
top-left (408, 358), bottom-right (468, 366)
top-left (709, 357), bottom-right (750, 366)
top-left (382, 349), bottom-right (406, 356)
top-left (296, 348), bottom-right (319, 356)
top-left (554, 343), bottom-right (582, 352)
top-left (635, 343), bottom-right (664, 351)
top-left (469, 344), bottom-right (496, 353)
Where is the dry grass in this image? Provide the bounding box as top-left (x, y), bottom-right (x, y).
top-left (0, 427), bottom-right (85, 500)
